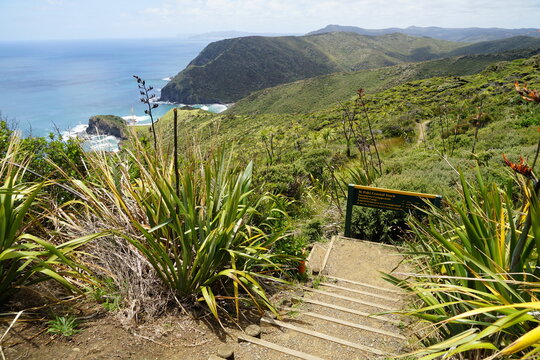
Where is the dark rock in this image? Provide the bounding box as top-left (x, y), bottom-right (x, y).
top-left (86, 115), bottom-right (127, 140)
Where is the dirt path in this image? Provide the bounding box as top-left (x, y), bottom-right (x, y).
top-left (417, 120), bottom-right (430, 145)
top-left (236, 236), bottom-right (413, 359)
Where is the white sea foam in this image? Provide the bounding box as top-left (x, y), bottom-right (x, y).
top-left (122, 115), bottom-right (150, 123)
top-left (155, 101), bottom-right (180, 105)
top-left (192, 104), bottom-right (228, 113)
top-left (83, 135), bottom-right (120, 152)
top-left (62, 124), bottom-right (120, 152)
top-left (207, 104), bottom-right (228, 113)
top-left (61, 124), bottom-right (88, 140)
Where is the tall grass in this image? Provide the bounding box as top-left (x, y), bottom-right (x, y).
top-left (387, 168), bottom-right (540, 359)
top-left (0, 137), bottom-right (98, 303)
top-left (65, 137), bottom-right (291, 320)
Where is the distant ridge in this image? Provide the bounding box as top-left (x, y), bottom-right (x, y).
top-left (188, 31), bottom-right (299, 40)
top-left (308, 25), bottom-right (540, 42)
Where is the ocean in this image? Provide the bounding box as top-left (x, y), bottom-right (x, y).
top-left (0, 38), bottom-right (221, 150)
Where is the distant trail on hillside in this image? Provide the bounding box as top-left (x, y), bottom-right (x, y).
top-left (417, 120), bottom-right (430, 145)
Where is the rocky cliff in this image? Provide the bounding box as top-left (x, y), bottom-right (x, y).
top-left (86, 115), bottom-right (127, 139)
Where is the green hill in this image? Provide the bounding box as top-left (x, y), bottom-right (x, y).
top-left (447, 36), bottom-right (540, 56)
top-left (160, 32), bottom-right (462, 104)
top-left (229, 47), bottom-right (540, 115)
top-left (161, 33), bottom-right (540, 105)
top-left (152, 53), bottom-right (540, 194)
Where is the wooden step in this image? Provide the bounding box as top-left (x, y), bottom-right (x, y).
top-left (320, 282), bottom-right (393, 301)
top-left (281, 307), bottom-right (405, 340)
top-left (261, 317), bottom-right (391, 357)
top-left (319, 235), bottom-right (335, 274)
top-left (338, 236), bottom-right (406, 250)
top-left (306, 243), bottom-right (327, 274)
top-left (302, 287), bottom-right (395, 311)
top-left (238, 334), bottom-right (324, 360)
top-left (325, 275), bottom-right (402, 294)
top-left (296, 297), bottom-right (401, 326)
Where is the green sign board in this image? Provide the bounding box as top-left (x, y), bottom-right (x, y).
top-left (344, 184), bottom-right (442, 238)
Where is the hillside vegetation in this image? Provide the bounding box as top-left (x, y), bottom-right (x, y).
top-left (153, 61), bottom-right (540, 359)
top-left (160, 32), bottom-right (463, 104)
top-left (153, 54), bottom-right (540, 203)
top-left (161, 32), bottom-right (540, 105)
top-left (230, 47), bottom-right (540, 114)
top-left (447, 35), bottom-right (540, 56)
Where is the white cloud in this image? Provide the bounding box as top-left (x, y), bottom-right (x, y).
top-left (133, 0), bottom-right (539, 34)
top-left (4, 0), bottom-right (537, 40)
top-left (141, 7), bottom-right (174, 17)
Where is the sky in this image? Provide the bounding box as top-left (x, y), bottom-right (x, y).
top-left (1, 0), bottom-right (539, 41)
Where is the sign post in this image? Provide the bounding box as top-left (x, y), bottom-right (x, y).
top-left (344, 184), bottom-right (442, 238)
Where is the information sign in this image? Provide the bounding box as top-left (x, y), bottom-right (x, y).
top-left (344, 184), bottom-right (442, 238)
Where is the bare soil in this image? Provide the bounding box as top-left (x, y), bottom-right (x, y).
top-left (416, 120), bottom-right (430, 145)
top-left (2, 310), bottom-right (241, 360)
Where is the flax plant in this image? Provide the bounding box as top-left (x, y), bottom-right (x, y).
top-left (386, 82), bottom-right (540, 359)
top-left (67, 134), bottom-right (290, 320)
top-left (0, 137), bottom-right (97, 303)
top-left (387, 168), bottom-right (540, 359)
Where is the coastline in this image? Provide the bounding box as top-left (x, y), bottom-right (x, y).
top-left (65, 103), bottom-right (228, 152)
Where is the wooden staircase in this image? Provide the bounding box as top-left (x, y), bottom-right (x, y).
top-left (235, 236), bottom-right (411, 360)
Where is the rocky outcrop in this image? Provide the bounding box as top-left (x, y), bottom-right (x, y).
top-left (86, 115), bottom-right (127, 139)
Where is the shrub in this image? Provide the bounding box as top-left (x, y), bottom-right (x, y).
top-left (66, 139), bottom-right (293, 321)
top-left (299, 148), bottom-right (332, 181)
top-left (272, 234), bottom-right (306, 279)
top-left (349, 207), bottom-right (409, 243)
top-left (0, 120), bottom-right (13, 157)
top-left (257, 163), bottom-right (305, 199)
top-left (0, 119), bottom-right (86, 201)
top-left (0, 137), bottom-right (98, 304)
top-left (300, 218), bottom-right (323, 243)
top-left (387, 169), bottom-right (540, 359)
top-left (516, 113), bottom-right (540, 128)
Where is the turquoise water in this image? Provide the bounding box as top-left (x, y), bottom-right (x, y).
top-left (0, 38), bottom-right (220, 140)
